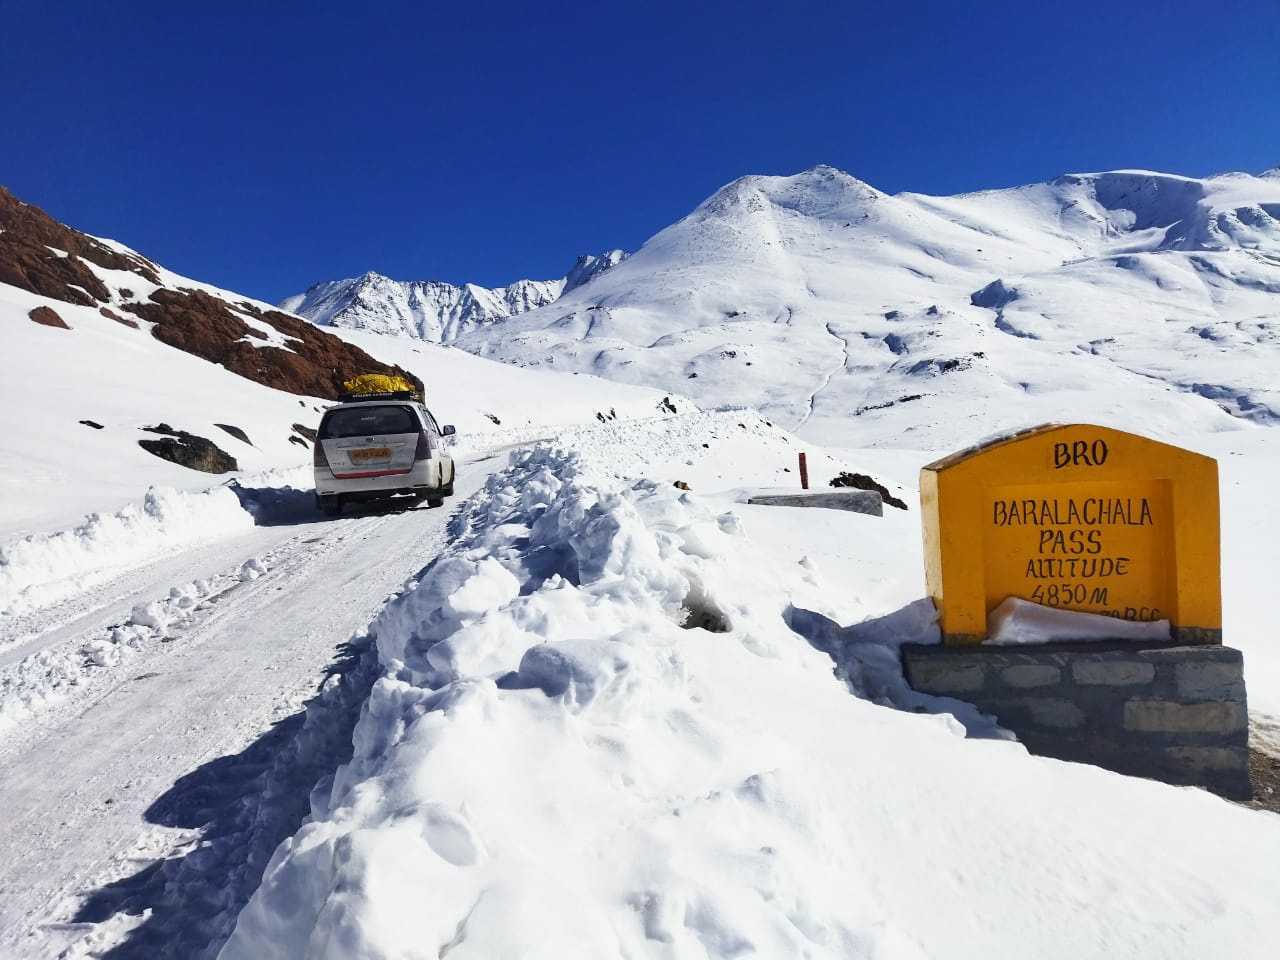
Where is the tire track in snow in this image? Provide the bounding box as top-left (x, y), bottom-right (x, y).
top-left (0, 471), bottom-right (491, 958)
top-left (0, 514), bottom-right (390, 749)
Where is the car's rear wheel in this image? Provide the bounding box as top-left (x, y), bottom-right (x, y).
top-left (317, 494), bottom-right (342, 517)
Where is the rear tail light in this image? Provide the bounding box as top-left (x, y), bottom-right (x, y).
top-left (415, 431), bottom-right (431, 461)
top-left (313, 441), bottom-right (330, 471)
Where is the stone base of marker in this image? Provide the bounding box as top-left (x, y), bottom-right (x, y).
top-left (901, 641), bottom-right (1250, 799)
top-left (746, 490), bottom-right (883, 516)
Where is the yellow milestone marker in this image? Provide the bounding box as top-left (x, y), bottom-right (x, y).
top-left (920, 424), bottom-right (1221, 645)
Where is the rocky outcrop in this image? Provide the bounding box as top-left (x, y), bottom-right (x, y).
top-left (829, 471), bottom-right (908, 510)
top-left (970, 278), bottom-right (1019, 310)
top-left (0, 186), bottom-right (416, 401)
top-left (561, 250), bottom-right (628, 294)
top-left (0, 186), bottom-right (160, 305)
top-left (121, 289), bottom-right (418, 400)
top-left (138, 425), bottom-right (238, 473)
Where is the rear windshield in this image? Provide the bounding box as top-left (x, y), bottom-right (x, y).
top-left (320, 405), bottom-right (418, 439)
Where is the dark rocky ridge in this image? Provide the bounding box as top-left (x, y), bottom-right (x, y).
top-left (1, 186), bottom-right (160, 304)
top-left (1, 186), bottom-right (417, 400)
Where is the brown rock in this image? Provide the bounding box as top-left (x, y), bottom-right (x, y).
top-left (28, 305), bottom-right (69, 329)
top-left (99, 306), bottom-right (138, 328)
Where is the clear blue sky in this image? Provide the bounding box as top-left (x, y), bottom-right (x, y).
top-left (2, 1), bottom-right (1276, 302)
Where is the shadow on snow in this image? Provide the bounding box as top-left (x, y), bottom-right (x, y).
top-left (784, 599), bottom-right (1010, 739)
top-left (226, 478), bottom-right (445, 527)
top-left (70, 637), bottom-right (377, 959)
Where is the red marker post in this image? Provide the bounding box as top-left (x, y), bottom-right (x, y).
top-left (798, 451), bottom-right (809, 490)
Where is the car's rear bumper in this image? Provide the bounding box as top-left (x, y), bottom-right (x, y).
top-left (315, 459), bottom-right (441, 497)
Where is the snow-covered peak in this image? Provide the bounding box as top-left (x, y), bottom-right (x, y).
top-left (563, 249), bottom-right (628, 293)
top-left (764, 163), bottom-right (886, 206)
top-left (283, 160), bottom-right (1280, 451)
top-left (692, 164), bottom-right (885, 225)
top-left (456, 162), bottom-right (1280, 450)
top-left (282, 251), bottom-right (627, 342)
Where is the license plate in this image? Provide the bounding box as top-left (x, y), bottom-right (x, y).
top-left (349, 447), bottom-right (392, 463)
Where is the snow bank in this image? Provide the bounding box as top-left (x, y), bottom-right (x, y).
top-left (987, 596), bottom-right (1172, 645)
top-left (0, 465), bottom-right (312, 619)
top-left (0, 485), bottom-right (254, 617)
top-left (223, 445), bottom-right (1280, 960)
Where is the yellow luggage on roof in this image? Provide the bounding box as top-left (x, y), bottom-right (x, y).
top-left (342, 373), bottom-right (418, 397)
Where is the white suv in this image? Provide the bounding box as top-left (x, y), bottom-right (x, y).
top-left (313, 395), bottom-right (456, 515)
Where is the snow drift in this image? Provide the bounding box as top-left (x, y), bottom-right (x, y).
top-left (0, 465), bottom-right (316, 620)
top-left (0, 483), bottom-right (254, 618)
top-left (222, 445), bottom-right (1280, 960)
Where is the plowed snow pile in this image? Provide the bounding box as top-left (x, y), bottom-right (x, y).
top-left (0, 484), bottom-right (254, 617)
top-left (0, 466), bottom-right (310, 619)
top-left (223, 441), bottom-right (1280, 960)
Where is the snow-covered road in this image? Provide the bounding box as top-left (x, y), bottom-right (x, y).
top-left (0, 467), bottom-right (488, 958)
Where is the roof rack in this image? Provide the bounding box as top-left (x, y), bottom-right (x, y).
top-left (337, 390), bottom-right (421, 403)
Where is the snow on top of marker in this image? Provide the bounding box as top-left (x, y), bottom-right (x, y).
top-left (986, 596), bottom-right (1171, 645)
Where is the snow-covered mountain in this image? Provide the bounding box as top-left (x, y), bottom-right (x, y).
top-left (7, 173), bottom-right (1280, 960)
top-left (449, 165), bottom-right (1280, 449)
top-left (0, 193), bottom-right (666, 537)
top-left (280, 250), bottom-right (627, 341)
